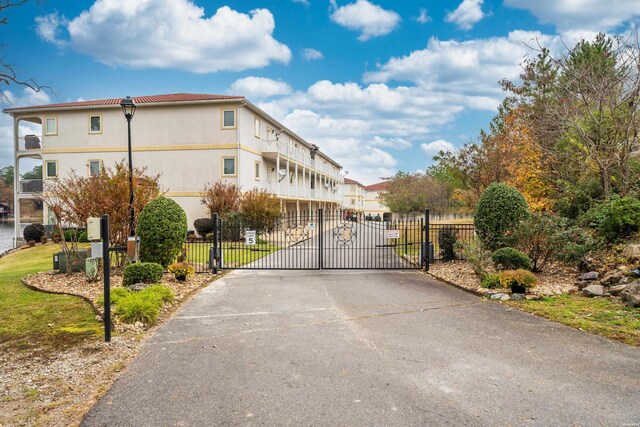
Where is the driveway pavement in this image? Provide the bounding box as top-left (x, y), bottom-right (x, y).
top-left (83, 270), bottom-right (640, 426)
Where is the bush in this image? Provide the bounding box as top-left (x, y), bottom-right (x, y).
top-left (554, 226), bottom-right (599, 265)
top-left (480, 273), bottom-right (502, 289)
top-left (113, 285), bottom-right (174, 325)
top-left (193, 218), bottom-right (215, 237)
top-left (63, 229), bottom-right (78, 241)
top-left (492, 247), bottom-right (532, 271)
top-left (137, 196), bottom-right (188, 267)
top-left (474, 183), bottom-right (530, 251)
top-left (114, 292), bottom-right (161, 324)
top-left (122, 262), bottom-right (164, 287)
top-left (168, 262), bottom-right (195, 281)
top-left (221, 212), bottom-right (243, 242)
top-left (239, 189), bottom-right (281, 234)
top-left (97, 286), bottom-right (131, 306)
top-left (582, 195), bottom-right (640, 242)
top-left (23, 223), bottom-right (45, 242)
top-left (513, 212), bottom-right (565, 272)
top-left (499, 269), bottom-right (537, 290)
top-left (455, 239), bottom-right (492, 280)
top-left (438, 226), bottom-right (458, 261)
top-left (78, 231), bottom-right (89, 243)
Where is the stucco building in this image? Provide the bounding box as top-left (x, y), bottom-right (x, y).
top-left (364, 181), bottom-right (391, 220)
top-left (4, 93), bottom-right (344, 238)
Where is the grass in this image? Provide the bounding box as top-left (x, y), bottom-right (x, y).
top-left (184, 241), bottom-right (280, 269)
top-left (506, 295), bottom-right (640, 346)
top-left (0, 244), bottom-right (102, 352)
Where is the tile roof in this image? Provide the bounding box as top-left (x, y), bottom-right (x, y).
top-left (4, 93), bottom-right (245, 112)
top-left (364, 181), bottom-right (388, 191)
top-left (344, 177), bottom-right (363, 186)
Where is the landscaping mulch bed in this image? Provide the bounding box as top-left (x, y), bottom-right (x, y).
top-left (1, 271), bottom-right (216, 427)
top-left (428, 261), bottom-right (578, 297)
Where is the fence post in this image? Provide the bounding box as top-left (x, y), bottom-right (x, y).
top-left (101, 214), bottom-right (111, 342)
top-left (212, 212), bottom-right (219, 274)
top-left (318, 208), bottom-right (323, 270)
top-left (424, 209), bottom-right (430, 271)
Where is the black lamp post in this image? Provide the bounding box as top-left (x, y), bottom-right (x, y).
top-left (120, 96), bottom-right (136, 237)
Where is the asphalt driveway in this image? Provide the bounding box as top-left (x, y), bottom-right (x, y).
top-left (83, 270), bottom-right (640, 426)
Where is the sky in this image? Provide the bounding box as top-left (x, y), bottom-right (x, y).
top-left (1, 0), bottom-right (640, 185)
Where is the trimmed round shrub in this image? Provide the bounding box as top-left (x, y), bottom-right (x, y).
top-left (122, 262), bottom-right (164, 287)
top-left (168, 262), bottom-right (195, 281)
top-left (137, 196), bottom-right (188, 267)
top-left (23, 223), bottom-right (45, 242)
top-left (193, 218), bottom-right (215, 237)
top-left (499, 269), bottom-right (537, 290)
top-left (438, 226), bottom-right (458, 261)
top-left (480, 273), bottom-right (502, 289)
top-left (491, 247), bottom-right (532, 271)
top-left (583, 195), bottom-right (640, 242)
top-left (474, 183), bottom-right (529, 251)
top-left (63, 229), bottom-right (78, 241)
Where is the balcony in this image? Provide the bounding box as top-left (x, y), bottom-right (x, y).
top-left (18, 134), bottom-right (42, 152)
top-left (19, 179), bottom-right (43, 195)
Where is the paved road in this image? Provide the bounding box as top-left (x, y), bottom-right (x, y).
top-left (83, 270), bottom-right (640, 426)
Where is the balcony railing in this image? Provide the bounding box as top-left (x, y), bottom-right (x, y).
top-left (19, 179), bottom-right (43, 194)
top-left (18, 135), bottom-right (42, 151)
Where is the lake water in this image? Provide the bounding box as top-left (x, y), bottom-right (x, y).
top-left (0, 222), bottom-right (15, 254)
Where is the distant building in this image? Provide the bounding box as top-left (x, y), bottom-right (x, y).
top-left (364, 181), bottom-right (391, 220)
top-left (3, 93), bottom-right (344, 240)
top-left (342, 177), bottom-right (365, 213)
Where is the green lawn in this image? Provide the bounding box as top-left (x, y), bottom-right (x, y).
top-left (185, 241), bottom-right (281, 269)
top-left (506, 295), bottom-right (640, 346)
top-left (0, 244), bottom-right (102, 352)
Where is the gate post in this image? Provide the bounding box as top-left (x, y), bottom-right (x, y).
top-left (318, 209), bottom-right (323, 270)
top-left (423, 209), bottom-right (430, 271)
top-left (101, 214), bottom-right (111, 342)
top-left (212, 212), bottom-right (219, 274)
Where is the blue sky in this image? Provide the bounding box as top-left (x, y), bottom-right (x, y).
top-left (2, 0), bottom-right (640, 185)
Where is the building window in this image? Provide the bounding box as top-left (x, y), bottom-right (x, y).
top-left (351, 198), bottom-right (356, 205)
top-left (289, 170), bottom-right (294, 185)
top-left (45, 161), bottom-right (57, 178)
top-left (310, 175), bottom-right (315, 189)
top-left (254, 117), bottom-right (261, 138)
top-left (88, 159), bottom-right (102, 176)
top-left (255, 161), bottom-right (261, 180)
top-left (89, 114), bottom-right (102, 134)
top-left (222, 157), bottom-right (236, 176)
top-left (45, 117), bottom-right (57, 135)
top-left (222, 109), bottom-right (236, 129)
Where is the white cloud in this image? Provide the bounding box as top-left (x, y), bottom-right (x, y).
top-left (35, 13), bottom-right (67, 47)
top-left (36, 0), bottom-right (291, 73)
top-left (228, 77), bottom-right (292, 98)
top-left (421, 140), bottom-right (454, 158)
top-left (330, 0), bottom-right (401, 41)
top-left (445, 0), bottom-right (486, 30)
top-left (416, 8), bottom-right (431, 24)
top-left (364, 30), bottom-right (568, 102)
top-left (371, 136), bottom-right (412, 149)
top-left (302, 48), bottom-right (324, 61)
top-left (505, 0), bottom-right (640, 32)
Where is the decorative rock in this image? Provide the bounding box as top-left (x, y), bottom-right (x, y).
top-left (600, 270), bottom-right (624, 286)
top-left (578, 271), bottom-right (599, 281)
top-left (567, 286), bottom-right (580, 295)
top-left (525, 295), bottom-right (541, 301)
top-left (510, 293), bottom-right (525, 301)
top-left (128, 282), bottom-right (151, 291)
top-left (583, 284), bottom-right (605, 297)
top-left (609, 285), bottom-right (627, 297)
top-left (620, 282), bottom-right (640, 307)
top-left (622, 244), bottom-right (640, 260)
top-left (476, 287), bottom-right (491, 296)
top-left (575, 280), bottom-right (591, 290)
top-left (490, 293), bottom-right (510, 301)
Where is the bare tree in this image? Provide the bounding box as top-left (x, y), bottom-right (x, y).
top-left (0, 0), bottom-right (49, 103)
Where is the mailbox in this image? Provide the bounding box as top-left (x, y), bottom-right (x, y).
top-left (87, 217), bottom-right (101, 241)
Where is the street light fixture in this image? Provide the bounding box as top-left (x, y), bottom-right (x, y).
top-left (120, 96), bottom-right (138, 259)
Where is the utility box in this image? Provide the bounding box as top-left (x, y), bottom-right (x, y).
top-left (58, 250), bottom-right (90, 273)
top-left (53, 252), bottom-right (61, 270)
top-left (87, 217), bottom-right (101, 241)
top-left (91, 241), bottom-right (103, 258)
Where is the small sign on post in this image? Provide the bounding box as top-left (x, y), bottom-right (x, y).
top-left (385, 229), bottom-right (400, 239)
top-left (127, 236), bottom-right (140, 261)
top-left (245, 230), bottom-right (257, 246)
top-left (307, 222), bottom-right (316, 231)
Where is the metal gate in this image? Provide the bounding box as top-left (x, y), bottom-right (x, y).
top-left (209, 209), bottom-right (428, 270)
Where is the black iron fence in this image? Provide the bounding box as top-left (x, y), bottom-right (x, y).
top-left (430, 223), bottom-right (476, 262)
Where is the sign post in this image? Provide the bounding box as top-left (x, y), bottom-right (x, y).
top-left (101, 215), bottom-right (111, 342)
